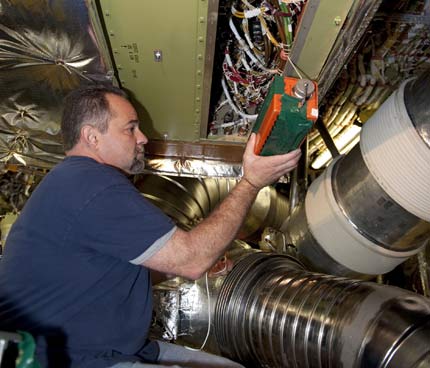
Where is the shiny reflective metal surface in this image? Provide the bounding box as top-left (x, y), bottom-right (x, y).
top-left (283, 73), bottom-right (430, 277)
top-left (135, 175), bottom-right (289, 240)
top-left (281, 203), bottom-right (364, 279)
top-left (0, 0), bottom-right (114, 168)
top-left (332, 145), bottom-right (430, 251)
top-left (215, 252), bottom-right (430, 368)
top-left (152, 274), bottom-right (223, 352)
top-left (152, 240), bottom-right (254, 352)
top-left (143, 157), bottom-right (243, 179)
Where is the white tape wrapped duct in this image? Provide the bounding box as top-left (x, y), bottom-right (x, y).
top-left (305, 158), bottom-right (419, 275)
top-left (304, 79), bottom-right (429, 275)
top-left (360, 81), bottom-right (430, 222)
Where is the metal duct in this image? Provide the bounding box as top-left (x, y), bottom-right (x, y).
top-left (135, 175), bottom-right (289, 240)
top-left (282, 71), bottom-right (430, 277)
top-left (214, 252), bottom-right (430, 368)
top-left (360, 78), bottom-right (430, 222)
top-left (152, 251), bottom-right (430, 367)
top-left (151, 240), bottom-right (254, 352)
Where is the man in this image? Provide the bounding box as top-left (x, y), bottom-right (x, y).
top-left (0, 85), bottom-right (301, 367)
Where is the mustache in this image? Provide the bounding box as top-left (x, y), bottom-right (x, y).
top-left (135, 145), bottom-right (145, 155)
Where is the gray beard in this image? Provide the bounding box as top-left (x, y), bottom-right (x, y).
top-left (129, 153), bottom-right (146, 174)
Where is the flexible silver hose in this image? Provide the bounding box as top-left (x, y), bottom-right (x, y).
top-left (215, 252), bottom-right (430, 368)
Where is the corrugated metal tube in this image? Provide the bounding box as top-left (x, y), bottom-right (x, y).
top-left (215, 252), bottom-right (430, 368)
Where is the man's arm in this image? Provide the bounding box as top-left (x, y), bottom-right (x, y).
top-left (143, 133), bottom-right (301, 279)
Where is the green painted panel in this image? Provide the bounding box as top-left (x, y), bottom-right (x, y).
top-left (288, 0), bottom-right (355, 80)
top-left (100, 0), bottom-right (210, 140)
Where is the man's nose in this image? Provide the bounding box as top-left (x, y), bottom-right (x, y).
top-left (135, 128), bottom-right (148, 145)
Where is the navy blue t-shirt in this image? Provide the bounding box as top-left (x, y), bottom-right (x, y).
top-left (0, 156), bottom-right (176, 367)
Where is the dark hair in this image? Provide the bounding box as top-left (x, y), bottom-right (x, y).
top-left (61, 84), bottom-right (128, 151)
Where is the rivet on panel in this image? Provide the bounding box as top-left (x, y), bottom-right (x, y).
top-left (105, 11), bottom-right (110, 16)
top-left (198, 37), bottom-right (204, 43)
top-left (154, 50), bottom-right (163, 62)
top-left (197, 54), bottom-right (203, 60)
top-left (195, 109), bottom-right (200, 113)
top-left (196, 97), bottom-right (201, 102)
top-left (199, 17), bottom-right (205, 23)
top-left (196, 84), bottom-right (201, 89)
top-left (109, 30), bottom-right (115, 36)
top-left (334, 16), bottom-right (342, 26)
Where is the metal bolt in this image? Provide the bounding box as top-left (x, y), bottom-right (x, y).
top-left (154, 50), bottom-right (163, 62)
top-left (196, 84), bottom-right (201, 89)
top-left (197, 54), bottom-right (203, 60)
top-left (334, 16), bottom-right (342, 26)
top-left (198, 37), bottom-right (204, 43)
top-left (199, 17), bottom-right (205, 23)
top-left (197, 70), bottom-right (202, 76)
top-left (109, 30), bottom-right (115, 36)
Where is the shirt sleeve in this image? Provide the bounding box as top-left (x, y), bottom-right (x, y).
top-left (73, 182), bottom-right (176, 263)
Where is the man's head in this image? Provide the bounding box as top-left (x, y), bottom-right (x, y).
top-left (61, 84), bottom-right (148, 174)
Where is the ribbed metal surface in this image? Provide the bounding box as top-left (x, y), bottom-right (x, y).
top-left (360, 80), bottom-right (430, 221)
top-left (332, 145), bottom-right (430, 251)
top-left (404, 70), bottom-right (430, 148)
top-left (135, 175), bottom-right (289, 239)
top-left (215, 252), bottom-right (430, 368)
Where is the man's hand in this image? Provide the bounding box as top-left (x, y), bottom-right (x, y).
top-left (242, 133), bottom-right (302, 189)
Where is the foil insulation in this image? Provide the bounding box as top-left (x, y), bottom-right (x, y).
top-left (0, 0), bottom-right (114, 168)
top-left (151, 240), bottom-right (254, 352)
top-left (143, 157), bottom-right (243, 179)
top-left (142, 140), bottom-right (246, 179)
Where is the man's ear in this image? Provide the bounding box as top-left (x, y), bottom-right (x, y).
top-left (81, 125), bottom-right (99, 148)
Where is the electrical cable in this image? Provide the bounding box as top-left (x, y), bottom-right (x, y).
top-left (286, 54), bottom-right (303, 79)
top-left (242, 18), bottom-right (265, 64)
top-left (229, 17), bottom-right (278, 73)
top-left (222, 77), bottom-right (258, 121)
top-left (184, 272), bottom-right (211, 351)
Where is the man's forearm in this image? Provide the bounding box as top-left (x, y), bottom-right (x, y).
top-left (188, 178), bottom-right (259, 270)
top-left (143, 135), bottom-right (301, 279)
top-left (143, 178), bottom-right (260, 279)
